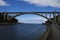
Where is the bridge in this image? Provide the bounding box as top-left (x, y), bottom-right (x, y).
top-left (0, 11), bottom-right (60, 24)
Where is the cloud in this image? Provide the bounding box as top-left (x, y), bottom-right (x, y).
top-left (0, 0), bottom-right (10, 6)
top-left (17, 17), bottom-right (47, 24)
top-left (19, 0), bottom-right (60, 7)
top-left (20, 20), bottom-right (46, 24)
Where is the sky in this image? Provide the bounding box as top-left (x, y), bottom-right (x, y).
top-left (0, 0), bottom-right (60, 24)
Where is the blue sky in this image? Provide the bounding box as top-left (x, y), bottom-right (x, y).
top-left (0, 0), bottom-right (60, 12)
top-left (0, 0), bottom-right (60, 23)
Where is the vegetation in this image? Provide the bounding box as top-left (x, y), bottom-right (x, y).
top-left (0, 13), bottom-right (18, 23)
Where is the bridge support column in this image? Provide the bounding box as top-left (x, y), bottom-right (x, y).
top-left (52, 11), bottom-right (57, 24)
top-left (45, 13), bottom-right (47, 18)
top-left (4, 12), bottom-right (6, 21)
top-left (53, 13), bottom-right (55, 24)
top-left (6, 14), bottom-right (8, 20)
top-left (54, 11), bottom-right (56, 24)
top-left (49, 13), bottom-right (51, 19)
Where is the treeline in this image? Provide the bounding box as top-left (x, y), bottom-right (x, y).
top-left (0, 13), bottom-right (18, 23)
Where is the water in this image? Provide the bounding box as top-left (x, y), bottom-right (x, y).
top-left (0, 23), bottom-right (47, 40)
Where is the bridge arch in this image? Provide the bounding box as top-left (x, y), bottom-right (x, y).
top-left (19, 13), bottom-right (48, 19)
top-left (14, 13), bottom-right (53, 23)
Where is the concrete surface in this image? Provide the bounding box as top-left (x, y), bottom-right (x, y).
top-left (47, 24), bottom-right (60, 40)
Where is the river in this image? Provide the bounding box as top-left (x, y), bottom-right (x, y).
top-left (0, 23), bottom-right (47, 40)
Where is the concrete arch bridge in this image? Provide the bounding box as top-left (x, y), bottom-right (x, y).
top-left (0, 12), bottom-right (60, 24)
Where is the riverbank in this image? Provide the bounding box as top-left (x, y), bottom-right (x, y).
top-left (46, 24), bottom-right (60, 40)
